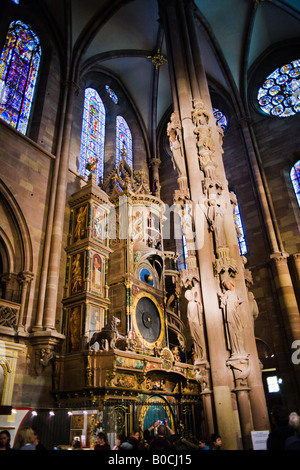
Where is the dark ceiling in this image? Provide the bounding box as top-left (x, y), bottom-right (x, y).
top-left (42, 0), bottom-right (300, 138)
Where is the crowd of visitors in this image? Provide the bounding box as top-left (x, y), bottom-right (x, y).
top-left (1, 406), bottom-right (299, 451)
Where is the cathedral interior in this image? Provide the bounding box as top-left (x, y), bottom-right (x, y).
top-left (0, 0), bottom-right (300, 451)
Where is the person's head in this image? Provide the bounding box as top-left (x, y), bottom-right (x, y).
top-left (198, 436), bottom-right (208, 449)
top-left (96, 432), bottom-right (106, 444)
top-left (133, 430), bottom-right (140, 440)
top-left (271, 405), bottom-right (289, 427)
top-left (18, 427), bottom-right (34, 446)
top-left (0, 430), bottom-right (11, 449)
top-left (157, 424), bottom-right (166, 437)
top-left (72, 438), bottom-right (81, 449)
top-left (33, 430), bottom-right (40, 446)
top-left (115, 433), bottom-right (123, 446)
top-left (289, 412), bottom-right (300, 432)
top-left (211, 433), bottom-right (222, 447)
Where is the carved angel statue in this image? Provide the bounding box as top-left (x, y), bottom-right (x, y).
top-left (167, 112), bottom-right (186, 177)
top-left (219, 278), bottom-right (247, 358)
top-left (185, 285), bottom-right (205, 362)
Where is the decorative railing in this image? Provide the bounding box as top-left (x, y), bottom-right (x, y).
top-left (0, 298), bottom-right (21, 329)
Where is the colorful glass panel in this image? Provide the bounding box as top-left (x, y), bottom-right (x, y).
top-left (105, 85), bottom-right (118, 104)
top-left (0, 20), bottom-right (41, 134)
top-left (233, 199), bottom-right (247, 255)
top-left (257, 60), bottom-right (300, 117)
top-left (116, 116), bottom-right (132, 168)
top-left (213, 108), bottom-right (228, 131)
top-left (291, 160), bottom-right (300, 207)
top-left (79, 88), bottom-right (105, 184)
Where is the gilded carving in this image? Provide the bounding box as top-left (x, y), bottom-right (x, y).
top-left (71, 253), bottom-right (83, 294)
top-left (74, 205), bottom-right (88, 241)
top-left (69, 305), bottom-right (82, 351)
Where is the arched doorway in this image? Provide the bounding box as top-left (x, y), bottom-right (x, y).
top-left (139, 395), bottom-right (175, 433)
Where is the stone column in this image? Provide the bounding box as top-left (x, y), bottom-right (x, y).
top-left (160, 0), bottom-right (239, 449)
top-left (160, 0), bottom-right (271, 448)
top-left (270, 252), bottom-right (300, 398)
top-left (43, 81), bottom-right (79, 330)
top-left (17, 271), bottom-right (34, 330)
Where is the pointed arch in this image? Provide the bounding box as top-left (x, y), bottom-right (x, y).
top-left (0, 20), bottom-right (41, 134)
top-left (79, 87), bottom-right (105, 183)
top-left (291, 160), bottom-right (300, 208)
top-left (116, 115), bottom-right (132, 168)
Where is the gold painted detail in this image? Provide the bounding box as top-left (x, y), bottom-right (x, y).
top-left (147, 50), bottom-right (167, 70)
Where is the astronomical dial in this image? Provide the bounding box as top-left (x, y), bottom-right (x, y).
top-left (139, 267), bottom-right (154, 286)
top-left (135, 296), bottom-right (161, 343)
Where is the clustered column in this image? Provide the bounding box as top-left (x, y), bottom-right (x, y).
top-left (160, 0), bottom-right (270, 449)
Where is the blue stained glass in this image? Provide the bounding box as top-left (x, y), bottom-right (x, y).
top-left (213, 108), bottom-right (228, 131)
top-left (105, 85), bottom-right (118, 104)
top-left (291, 160), bottom-right (300, 207)
top-left (232, 198), bottom-right (247, 255)
top-left (79, 88), bottom-right (105, 184)
top-left (0, 20), bottom-right (41, 134)
top-left (257, 59), bottom-right (300, 117)
top-left (116, 116), bottom-right (132, 168)
top-left (11, 0), bottom-right (19, 3)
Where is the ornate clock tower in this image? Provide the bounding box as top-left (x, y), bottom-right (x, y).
top-left (55, 155), bottom-right (200, 444)
top-left (62, 166), bottom-right (113, 353)
top-left (103, 155), bottom-right (167, 354)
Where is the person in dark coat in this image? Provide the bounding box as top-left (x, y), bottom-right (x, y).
top-left (285, 412), bottom-right (300, 450)
top-left (144, 420), bottom-right (176, 451)
top-left (267, 405), bottom-right (293, 450)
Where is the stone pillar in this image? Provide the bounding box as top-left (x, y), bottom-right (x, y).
top-left (160, 0), bottom-right (270, 448)
top-left (160, 0), bottom-right (239, 449)
top-left (289, 253), bottom-right (300, 306)
top-left (17, 271), bottom-right (34, 330)
top-left (43, 81), bottom-right (79, 330)
top-left (270, 252), bottom-right (300, 399)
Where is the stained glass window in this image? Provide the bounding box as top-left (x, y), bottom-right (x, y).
top-left (213, 108), bottom-right (228, 131)
top-left (105, 85), bottom-right (118, 104)
top-left (0, 20), bottom-right (41, 134)
top-left (291, 160), bottom-right (300, 207)
top-left (11, 0), bottom-right (20, 3)
top-left (79, 88), bottom-right (105, 184)
top-left (257, 60), bottom-right (300, 117)
top-left (233, 198), bottom-right (247, 255)
top-left (116, 116), bottom-right (132, 168)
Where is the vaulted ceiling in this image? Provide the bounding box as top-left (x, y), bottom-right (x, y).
top-left (42, 0), bottom-right (300, 140)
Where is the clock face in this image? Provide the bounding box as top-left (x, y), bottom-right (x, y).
top-left (135, 296), bottom-right (161, 343)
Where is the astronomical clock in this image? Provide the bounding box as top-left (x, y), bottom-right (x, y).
top-left (103, 154), bottom-right (167, 354)
top-left (54, 157), bottom-right (200, 443)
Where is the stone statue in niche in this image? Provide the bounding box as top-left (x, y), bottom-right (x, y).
top-left (167, 112), bottom-right (186, 178)
top-left (185, 284), bottom-right (205, 362)
top-left (219, 278), bottom-right (247, 359)
top-left (241, 256), bottom-right (260, 324)
top-left (192, 98), bottom-right (209, 128)
top-left (206, 195), bottom-right (227, 249)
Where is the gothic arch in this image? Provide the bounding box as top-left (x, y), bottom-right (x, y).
top-left (0, 179), bottom-right (33, 304)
